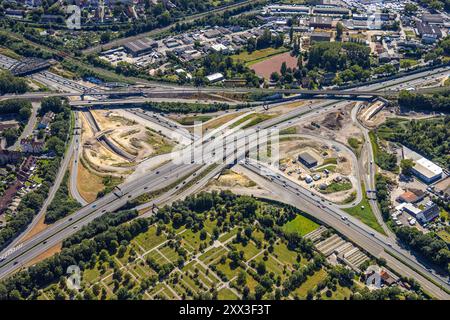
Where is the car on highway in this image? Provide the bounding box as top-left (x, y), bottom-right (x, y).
top-left (92, 204), bottom-right (96, 208)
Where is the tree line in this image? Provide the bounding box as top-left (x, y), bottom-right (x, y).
top-left (0, 97), bottom-right (70, 251)
top-left (0, 99), bottom-right (32, 146)
top-left (398, 90), bottom-right (450, 114)
top-left (0, 217), bottom-right (149, 299)
top-left (0, 70), bottom-right (28, 95)
top-left (379, 117), bottom-right (450, 170)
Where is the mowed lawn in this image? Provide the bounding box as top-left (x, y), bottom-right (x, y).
top-left (293, 269), bottom-right (328, 298)
top-left (232, 47), bottom-right (290, 66)
top-left (283, 214), bottom-right (319, 236)
top-left (343, 185), bottom-right (386, 235)
top-left (437, 230), bottom-right (450, 244)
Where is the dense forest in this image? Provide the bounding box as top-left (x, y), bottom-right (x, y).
top-left (378, 117), bottom-right (450, 170)
top-left (142, 101), bottom-right (246, 114)
top-left (398, 91), bottom-right (450, 113)
top-left (0, 99), bottom-right (31, 119)
top-left (44, 172), bottom-right (81, 224)
top-left (0, 70), bottom-right (28, 95)
top-left (396, 227), bottom-right (450, 275)
top-left (307, 42), bottom-right (371, 73)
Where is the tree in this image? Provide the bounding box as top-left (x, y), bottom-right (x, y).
top-left (100, 32), bottom-right (111, 44)
top-left (270, 72), bottom-right (280, 82)
top-left (256, 261), bottom-right (266, 275)
top-left (404, 3), bottom-right (418, 15)
top-left (280, 62), bottom-right (288, 76)
top-left (336, 22), bottom-right (344, 41)
top-left (254, 284), bottom-right (266, 300)
top-left (400, 159), bottom-right (414, 176)
top-left (237, 270), bottom-right (247, 286)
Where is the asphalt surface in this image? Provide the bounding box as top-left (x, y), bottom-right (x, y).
top-left (0, 55), bottom-right (449, 298)
top-left (242, 160), bottom-right (450, 300)
top-left (1, 111), bottom-right (80, 254)
top-left (351, 103), bottom-right (394, 238)
top-left (69, 111), bottom-right (88, 206)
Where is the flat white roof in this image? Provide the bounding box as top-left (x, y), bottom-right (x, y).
top-left (211, 44), bottom-right (227, 51)
top-left (416, 157), bottom-right (442, 176)
top-left (396, 203), bottom-right (422, 215)
top-left (206, 73), bottom-right (224, 82)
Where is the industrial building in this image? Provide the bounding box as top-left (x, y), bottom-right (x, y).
top-left (310, 31), bottom-right (332, 42)
top-left (309, 16), bottom-right (333, 29)
top-left (421, 13), bottom-right (444, 25)
top-left (123, 38), bottom-right (158, 56)
top-left (312, 6), bottom-right (350, 16)
top-left (298, 152), bottom-right (318, 168)
top-left (205, 73), bottom-right (224, 83)
top-left (416, 203), bottom-right (440, 224)
top-left (411, 157), bottom-right (443, 184)
top-left (397, 189), bottom-right (425, 204)
top-left (264, 4), bottom-right (310, 15)
top-left (416, 22), bottom-right (442, 44)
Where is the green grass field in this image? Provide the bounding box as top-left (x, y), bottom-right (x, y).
top-left (282, 214), bottom-right (320, 236)
top-left (232, 47), bottom-right (290, 66)
top-left (230, 113), bottom-right (274, 129)
top-left (437, 230), bottom-right (450, 244)
top-left (175, 115), bottom-right (213, 125)
top-left (347, 137), bottom-right (363, 157)
top-left (293, 269), bottom-right (328, 298)
top-left (319, 181), bottom-right (352, 194)
top-left (343, 185), bottom-right (386, 235)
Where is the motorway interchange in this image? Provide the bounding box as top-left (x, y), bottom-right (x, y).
top-left (0, 53), bottom-right (449, 299)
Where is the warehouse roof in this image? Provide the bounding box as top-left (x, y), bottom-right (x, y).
top-left (414, 157), bottom-right (443, 178)
top-left (124, 38), bottom-right (156, 53)
top-left (299, 152), bottom-right (317, 165)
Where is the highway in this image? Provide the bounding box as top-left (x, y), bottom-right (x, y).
top-left (0, 110), bottom-right (80, 253)
top-left (0, 54), bottom-right (97, 94)
top-left (1, 96), bottom-right (449, 298)
top-left (241, 160), bottom-right (450, 299)
top-left (69, 111), bottom-right (88, 206)
top-left (351, 103), bottom-right (394, 238)
top-left (0, 65), bottom-right (447, 102)
top-left (0, 57), bottom-right (449, 299)
top-left (0, 97), bottom-right (347, 281)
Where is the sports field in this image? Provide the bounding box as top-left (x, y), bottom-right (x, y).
top-left (250, 52), bottom-right (298, 79)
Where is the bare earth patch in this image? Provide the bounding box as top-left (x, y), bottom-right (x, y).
top-left (250, 52), bottom-right (298, 79)
top-left (77, 160), bottom-right (104, 203)
top-left (21, 214), bottom-right (50, 243)
top-left (25, 243), bottom-right (62, 268)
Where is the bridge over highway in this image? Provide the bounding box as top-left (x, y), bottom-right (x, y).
top-left (0, 87), bottom-right (400, 101)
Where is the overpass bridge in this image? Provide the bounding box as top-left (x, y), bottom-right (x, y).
top-left (9, 58), bottom-right (51, 77)
top-left (0, 87), bottom-right (398, 101)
